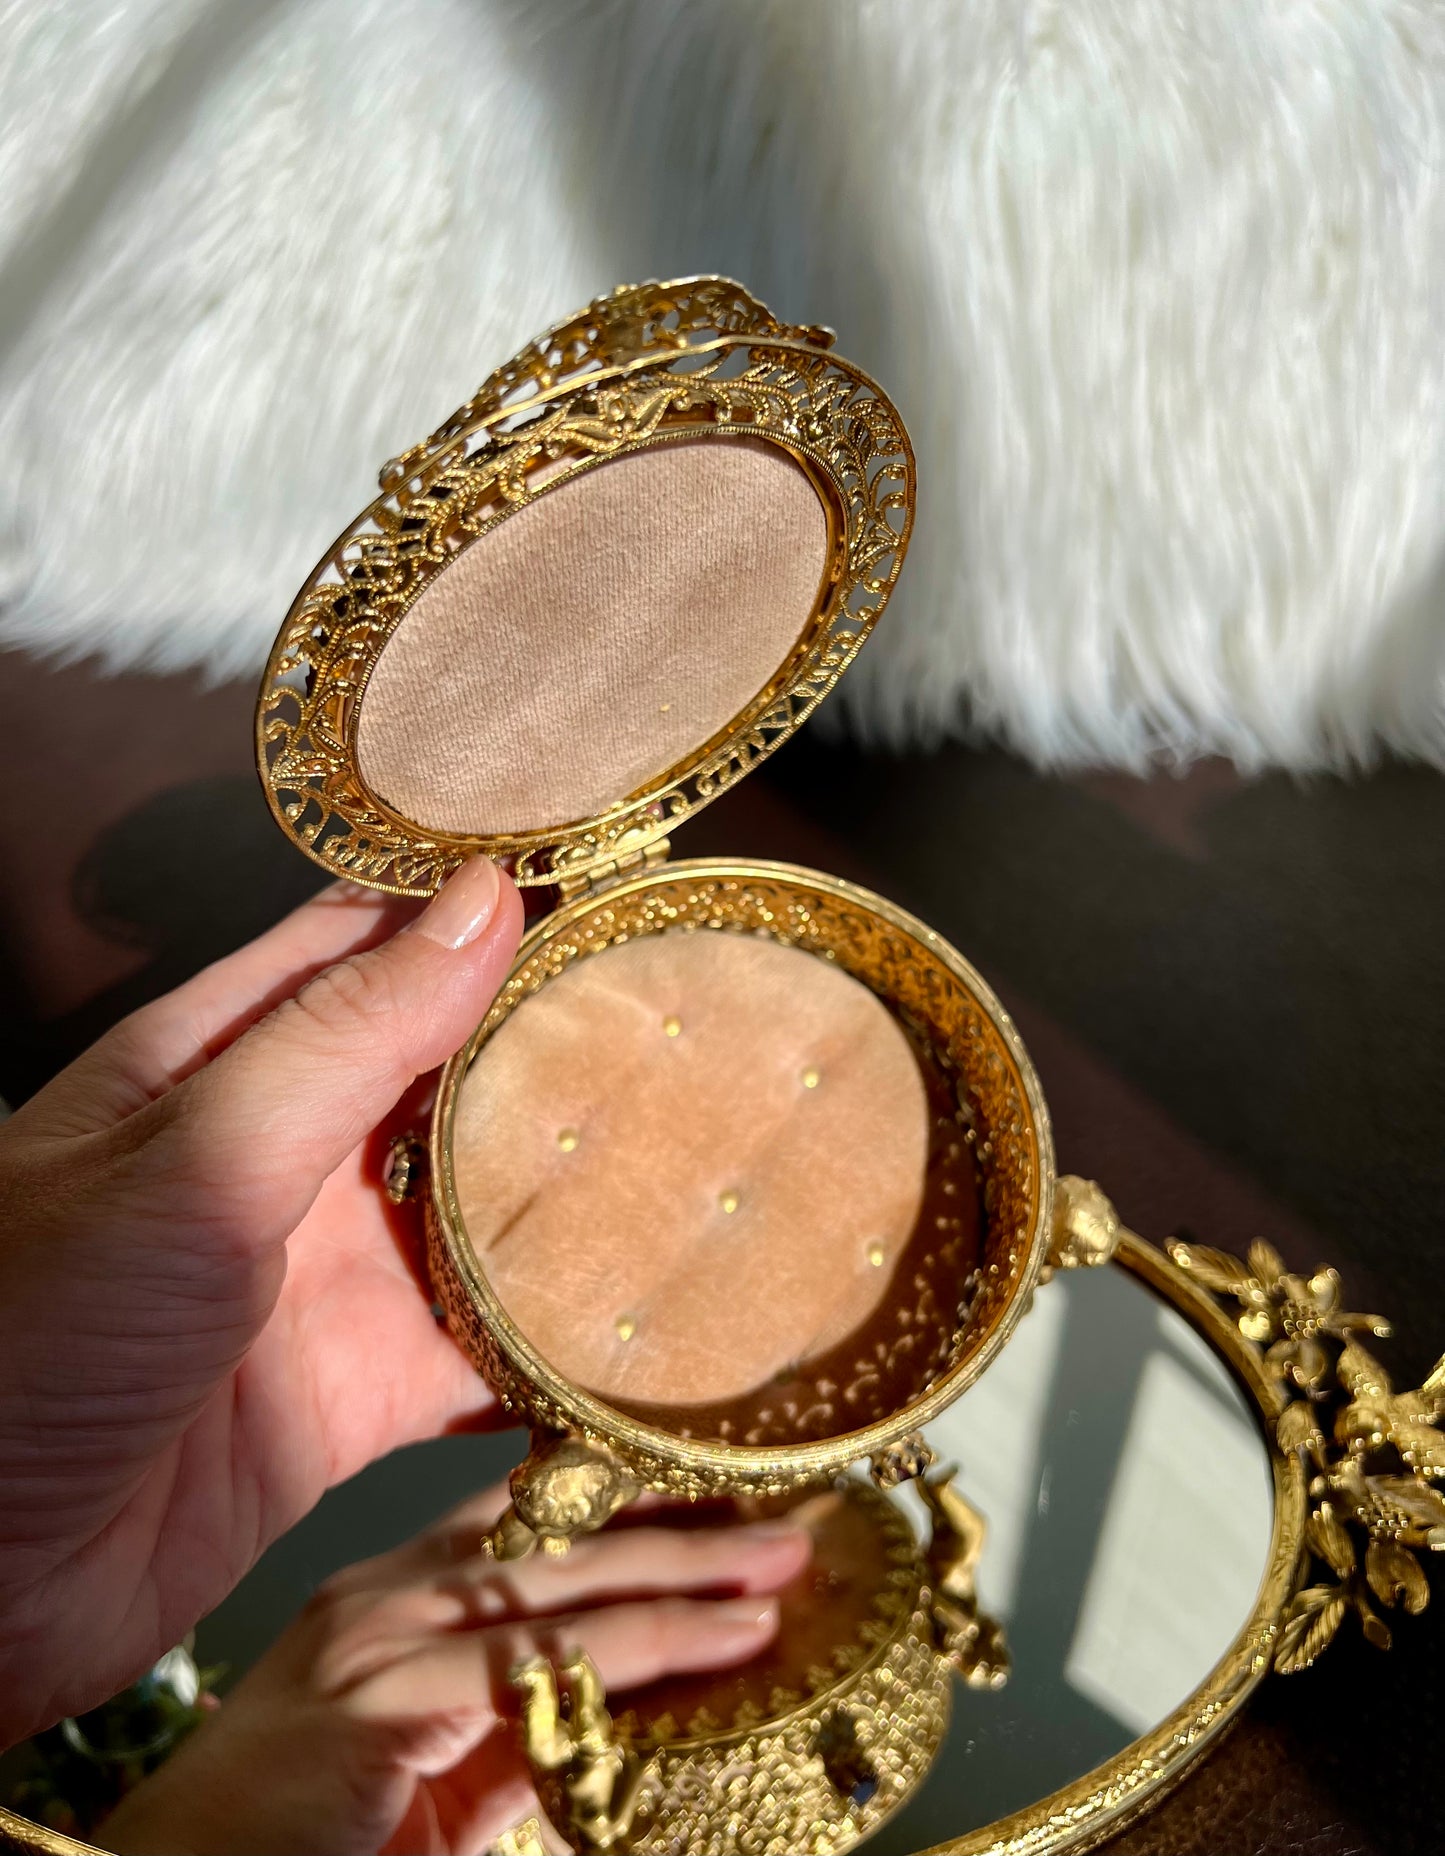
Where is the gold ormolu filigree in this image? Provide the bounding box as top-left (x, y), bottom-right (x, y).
top-left (484, 1436), bottom-right (640, 1563)
top-left (381, 1132), bottom-right (427, 1206)
top-left (922, 1468), bottom-right (1011, 1691)
top-left (1333, 1339), bottom-right (1445, 1473)
top-left (869, 1431), bottom-right (935, 1489)
top-left (1022, 1174), bottom-right (1127, 1316)
top-left (401, 278), bottom-right (829, 476)
top-left (488, 1822), bottom-right (548, 1856)
top-left (514, 1654), bottom-right (651, 1853)
top-left (1046, 1174), bottom-right (1126, 1275)
top-left (1168, 1235), bottom-right (1389, 1391)
top-left (256, 277), bottom-right (913, 895)
top-left (1169, 1236), bottom-right (1445, 1672)
top-left (260, 278), bottom-right (1044, 1555)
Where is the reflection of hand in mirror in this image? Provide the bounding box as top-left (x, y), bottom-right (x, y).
top-left (99, 1484), bottom-right (810, 1856)
top-left (0, 860), bottom-right (524, 1746)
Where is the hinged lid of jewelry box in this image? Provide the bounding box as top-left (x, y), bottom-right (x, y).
top-left (257, 277), bottom-right (915, 894)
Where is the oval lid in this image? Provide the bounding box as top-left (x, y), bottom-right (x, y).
top-left (256, 277), bottom-right (915, 893)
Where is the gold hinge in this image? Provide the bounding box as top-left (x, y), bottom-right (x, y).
top-left (555, 835), bottom-right (671, 901)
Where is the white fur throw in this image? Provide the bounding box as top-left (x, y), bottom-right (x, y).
top-left (1, 0), bottom-right (1443, 771)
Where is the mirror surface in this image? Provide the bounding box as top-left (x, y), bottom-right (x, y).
top-left (870, 1263), bottom-right (1273, 1852)
top-left (183, 1263), bottom-right (1272, 1853)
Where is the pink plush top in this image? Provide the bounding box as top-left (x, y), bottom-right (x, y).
top-left (452, 932), bottom-right (931, 1409)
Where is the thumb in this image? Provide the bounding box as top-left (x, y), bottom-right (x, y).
top-left (156, 856), bottom-right (523, 1239)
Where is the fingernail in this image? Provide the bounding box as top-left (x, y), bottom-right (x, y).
top-left (713, 1596), bottom-right (777, 1632)
top-left (409, 858), bottom-right (501, 950)
top-left (746, 1521), bottom-right (808, 1545)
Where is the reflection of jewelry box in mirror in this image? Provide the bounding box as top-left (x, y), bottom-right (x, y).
top-left (513, 1477), bottom-right (977, 1856)
top-left (258, 278), bottom-right (1119, 1548)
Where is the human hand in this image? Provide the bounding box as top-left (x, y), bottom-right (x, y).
top-left (0, 860), bottom-right (524, 1746)
top-left (99, 1485), bottom-right (810, 1856)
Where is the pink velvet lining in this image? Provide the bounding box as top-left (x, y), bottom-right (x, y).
top-left (355, 438), bottom-right (829, 836)
top-left (451, 932), bottom-right (929, 1407)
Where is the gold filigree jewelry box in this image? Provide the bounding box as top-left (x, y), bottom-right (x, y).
top-left (255, 277), bottom-right (1118, 1849)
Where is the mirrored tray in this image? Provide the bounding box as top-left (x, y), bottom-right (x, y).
top-left (5, 1225), bottom-right (1438, 1856)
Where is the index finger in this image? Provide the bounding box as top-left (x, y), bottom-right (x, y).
top-left (21, 883), bottom-right (416, 1133)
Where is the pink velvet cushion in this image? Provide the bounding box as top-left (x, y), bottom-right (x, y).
top-left (452, 932), bottom-right (930, 1408)
top-left (356, 438), bottom-right (829, 836)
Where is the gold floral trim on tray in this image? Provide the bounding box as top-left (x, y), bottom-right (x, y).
top-left (1168, 1237), bottom-right (1445, 1673)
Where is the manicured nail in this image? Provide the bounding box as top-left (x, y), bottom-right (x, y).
top-left (746, 1521), bottom-right (809, 1545)
top-left (409, 858), bottom-right (501, 950)
top-left (713, 1596), bottom-right (778, 1633)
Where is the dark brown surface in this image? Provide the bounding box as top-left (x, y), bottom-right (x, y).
top-left (1, 649), bottom-right (1442, 1854)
